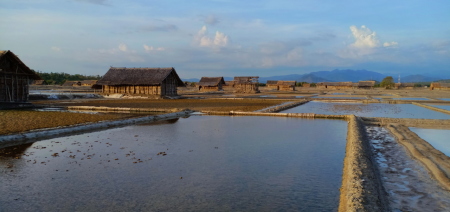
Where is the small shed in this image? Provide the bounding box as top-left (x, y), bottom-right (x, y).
top-left (80, 80), bottom-right (98, 86)
top-left (62, 81), bottom-right (81, 86)
top-left (96, 67), bottom-right (184, 97)
top-left (395, 83), bottom-right (415, 89)
top-left (430, 83), bottom-right (450, 91)
top-left (266, 80), bottom-right (279, 90)
top-left (0, 50), bottom-right (41, 103)
top-left (197, 77), bottom-right (225, 91)
top-left (233, 76), bottom-right (260, 93)
top-left (278, 81), bottom-right (296, 91)
top-left (357, 81), bottom-right (376, 89)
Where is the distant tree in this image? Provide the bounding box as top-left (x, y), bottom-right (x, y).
top-left (380, 76), bottom-right (395, 89)
top-left (310, 83), bottom-right (317, 87)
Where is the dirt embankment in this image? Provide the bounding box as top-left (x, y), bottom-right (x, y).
top-left (31, 98), bottom-right (288, 112)
top-left (387, 124), bottom-right (450, 190)
top-left (339, 115), bottom-right (389, 212)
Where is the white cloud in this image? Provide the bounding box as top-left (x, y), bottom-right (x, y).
top-left (118, 43), bottom-right (128, 52)
top-left (143, 44), bottom-right (165, 52)
top-left (51, 46), bottom-right (61, 52)
top-left (383, 41), bottom-right (398, 47)
top-left (194, 26), bottom-right (230, 48)
top-left (350, 25), bottom-right (380, 49)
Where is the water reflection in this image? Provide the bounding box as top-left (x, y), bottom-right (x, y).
top-left (0, 116), bottom-right (347, 211)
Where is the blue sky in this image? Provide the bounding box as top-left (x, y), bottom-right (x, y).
top-left (1, 0), bottom-right (449, 79)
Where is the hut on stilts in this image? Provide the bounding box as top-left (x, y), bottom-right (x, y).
top-left (95, 67), bottom-right (184, 97)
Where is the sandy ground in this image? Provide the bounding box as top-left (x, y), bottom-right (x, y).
top-left (367, 126), bottom-right (450, 211)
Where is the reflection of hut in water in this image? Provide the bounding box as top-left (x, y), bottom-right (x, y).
top-left (96, 67), bottom-right (184, 97)
top-left (430, 83), bottom-right (450, 91)
top-left (0, 143), bottom-right (33, 157)
top-left (233, 76), bottom-right (259, 93)
top-left (0, 50), bottom-right (41, 105)
top-left (138, 118), bottom-right (179, 126)
top-left (197, 77), bottom-right (225, 92)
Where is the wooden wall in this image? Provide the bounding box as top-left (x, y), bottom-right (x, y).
top-left (0, 55), bottom-right (31, 103)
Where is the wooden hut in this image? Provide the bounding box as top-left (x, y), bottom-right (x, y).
top-left (395, 83), bottom-right (415, 89)
top-left (80, 80), bottom-right (98, 86)
top-left (197, 77), bottom-right (225, 92)
top-left (233, 76), bottom-right (260, 93)
top-left (317, 82), bottom-right (353, 89)
top-left (357, 81), bottom-right (376, 89)
top-left (0, 50), bottom-right (41, 104)
top-left (430, 83), bottom-right (450, 91)
top-left (266, 80), bottom-right (279, 90)
top-left (62, 81), bottom-right (81, 86)
top-left (278, 81), bottom-right (296, 91)
top-left (96, 67), bottom-right (184, 97)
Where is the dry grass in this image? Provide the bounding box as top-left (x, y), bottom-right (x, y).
top-left (32, 99), bottom-right (289, 112)
top-left (0, 111), bottom-right (141, 135)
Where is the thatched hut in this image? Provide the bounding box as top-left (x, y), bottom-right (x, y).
top-left (0, 50), bottom-right (41, 104)
top-left (62, 81), bottom-right (81, 86)
top-left (96, 67), bottom-right (184, 97)
top-left (357, 81), bottom-right (376, 89)
top-left (266, 80), bottom-right (279, 90)
top-left (395, 83), bottom-right (415, 89)
top-left (266, 80), bottom-right (296, 91)
top-left (197, 77), bottom-right (225, 92)
top-left (317, 82), bottom-right (353, 89)
top-left (430, 83), bottom-right (450, 91)
top-left (233, 76), bottom-right (259, 93)
top-left (80, 80), bottom-right (98, 86)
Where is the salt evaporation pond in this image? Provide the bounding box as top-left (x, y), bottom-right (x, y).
top-left (392, 98), bottom-right (430, 101)
top-left (427, 104), bottom-right (450, 111)
top-left (282, 101), bottom-right (450, 119)
top-left (409, 128), bottom-right (450, 157)
top-left (0, 116), bottom-right (347, 211)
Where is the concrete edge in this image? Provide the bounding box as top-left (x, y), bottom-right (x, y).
top-left (339, 115), bottom-right (390, 212)
top-left (0, 110), bottom-right (193, 149)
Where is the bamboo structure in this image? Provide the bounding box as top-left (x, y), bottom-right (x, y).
top-left (96, 67), bottom-right (184, 97)
top-left (0, 50), bottom-right (41, 103)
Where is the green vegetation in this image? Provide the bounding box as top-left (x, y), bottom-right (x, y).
top-left (35, 71), bottom-right (101, 85)
top-left (380, 76), bottom-right (395, 89)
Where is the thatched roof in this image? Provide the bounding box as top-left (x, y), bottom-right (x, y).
top-left (266, 80), bottom-right (278, 85)
top-left (234, 76), bottom-right (259, 83)
top-left (80, 80), bottom-right (98, 85)
top-left (431, 82), bottom-right (450, 88)
top-left (62, 81), bottom-right (81, 86)
top-left (197, 77), bottom-right (225, 86)
top-left (277, 81), bottom-right (296, 86)
top-left (96, 67), bottom-right (184, 86)
top-left (320, 82), bottom-right (353, 86)
top-left (0, 50), bottom-right (41, 80)
top-left (358, 81), bottom-right (375, 87)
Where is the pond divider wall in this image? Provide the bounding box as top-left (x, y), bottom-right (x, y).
top-left (412, 102), bottom-right (450, 115)
top-left (386, 124), bottom-right (450, 191)
top-left (66, 106), bottom-right (180, 113)
top-left (339, 115), bottom-right (389, 212)
top-left (0, 110), bottom-right (192, 149)
top-left (203, 111), bottom-right (346, 119)
top-left (258, 100), bottom-right (308, 113)
top-left (361, 117), bottom-right (450, 129)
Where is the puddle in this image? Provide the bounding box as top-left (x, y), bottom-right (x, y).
top-left (282, 101), bottom-right (450, 119)
top-left (409, 127), bottom-right (450, 157)
top-left (0, 116), bottom-right (347, 211)
top-left (366, 126), bottom-right (450, 211)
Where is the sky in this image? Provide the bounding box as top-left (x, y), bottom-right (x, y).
top-left (1, 0), bottom-right (450, 79)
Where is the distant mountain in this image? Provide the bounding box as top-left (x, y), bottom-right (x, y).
top-left (295, 74), bottom-right (330, 83)
top-left (309, 69), bottom-right (386, 82)
top-left (401, 74), bottom-right (441, 83)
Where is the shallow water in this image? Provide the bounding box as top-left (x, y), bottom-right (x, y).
top-left (312, 96), bottom-right (367, 99)
top-left (440, 98), bottom-right (450, 101)
top-left (282, 101), bottom-right (450, 119)
top-left (427, 104), bottom-right (450, 111)
top-left (0, 116), bottom-right (347, 211)
top-left (409, 128), bottom-right (450, 157)
top-left (392, 98), bottom-right (429, 101)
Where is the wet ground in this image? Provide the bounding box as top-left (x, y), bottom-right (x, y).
top-left (366, 126), bottom-right (450, 211)
top-left (0, 116), bottom-right (347, 211)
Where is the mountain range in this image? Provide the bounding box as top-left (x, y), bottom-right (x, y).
top-left (182, 69), bottom-right (445, 83)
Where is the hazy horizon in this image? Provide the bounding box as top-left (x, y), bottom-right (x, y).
top-left (1, 1), bottom-right (449, 79)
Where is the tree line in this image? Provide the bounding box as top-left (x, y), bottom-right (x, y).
top-left (35, 71), bottom-right (102, 85)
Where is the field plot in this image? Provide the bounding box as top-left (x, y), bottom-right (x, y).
top-left (282, 101), bottom-right (450, 119)
top-left (409, 127), bottom-right (450, 157)
top-left (0, 116), bottom-right (347, 211)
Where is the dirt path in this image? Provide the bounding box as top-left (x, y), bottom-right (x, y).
top-left (366, 126), bottom-right (450, 211)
